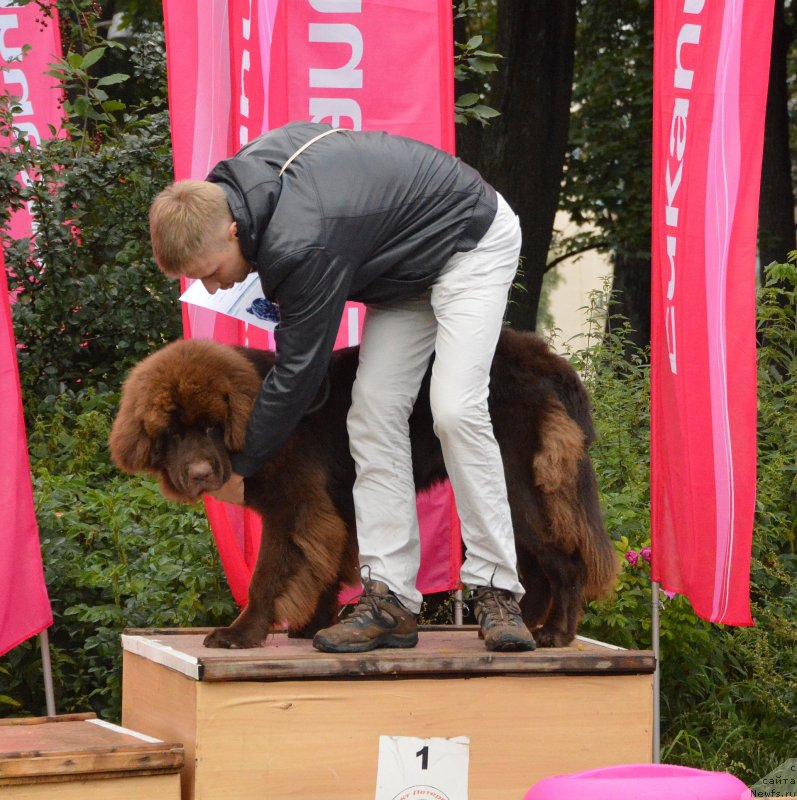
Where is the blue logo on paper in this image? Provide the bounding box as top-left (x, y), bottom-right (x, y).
top-left (246, 297), bottom-right (280, 324)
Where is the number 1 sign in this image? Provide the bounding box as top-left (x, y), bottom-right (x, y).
top-left (375, 735), bottom-right (470, 800)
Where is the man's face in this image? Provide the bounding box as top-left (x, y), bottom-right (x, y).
top-left (189, 222), bottom-right (252, 294)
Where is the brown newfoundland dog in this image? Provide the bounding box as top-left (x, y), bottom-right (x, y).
top-left (109, 328), bottom-right (617, 649)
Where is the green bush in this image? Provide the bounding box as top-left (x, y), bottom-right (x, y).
top-left (0, 390), bottom-right (235, 719)
top-left (577, 261), bottom-right (797, 782)
top-left (0, 21), bottom-right (179, 418)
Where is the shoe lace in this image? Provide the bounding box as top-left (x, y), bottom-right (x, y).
top-left (337, 567), bottom-right (392, 625)
top-left (477, 588), bottom-right (518, 623)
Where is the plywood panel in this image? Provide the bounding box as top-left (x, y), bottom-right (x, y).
top-left (121, 629), bottom-right (654, 800)
top-left (122, 651), bottom-right (197, 800)
top-left (191, 673), bottom-right (652, 800)
top-left (122, 629), bottom-right (655, 681)
top-left (2, 773), bottom-right (179, 800)
top-left (0, 714), bottom-right (182, 783)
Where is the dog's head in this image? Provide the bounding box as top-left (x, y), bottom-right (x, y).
top-left (109, 339), bottom-right (262, 503)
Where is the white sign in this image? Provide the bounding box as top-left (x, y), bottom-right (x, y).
top-left (180, 273), bottom-right (279, 331)
top-left (375, 735), bottom-right (470, 800)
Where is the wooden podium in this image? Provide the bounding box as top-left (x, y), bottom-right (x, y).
top-left (121, 627), bottom-right (655, 800)
top-left (0, 713), bottom-right (183, 800)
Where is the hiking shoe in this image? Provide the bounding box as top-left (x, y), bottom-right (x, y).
top-left (473, 587), bottom-right (536, 652)
top-left (312, 579), bottom-right (418, 653)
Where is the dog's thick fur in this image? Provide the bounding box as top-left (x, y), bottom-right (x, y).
top-left (109, 328), bottom-right (617, 649)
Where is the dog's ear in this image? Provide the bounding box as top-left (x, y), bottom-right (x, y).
top-left (224, 385), bottom-right (256, 452)
top-left (109, 366), bottom-right (171, 472)
top-left (108, 403), bottom-right (154, 472)
top-left (222, 354), bottom-right (262, 452)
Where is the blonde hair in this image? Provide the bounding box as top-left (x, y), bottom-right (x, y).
top-left (149, 180), bottom-right (232, 276)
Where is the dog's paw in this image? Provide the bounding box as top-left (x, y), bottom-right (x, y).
top-left (534, 627), bottom-right (575, 648)
top-left (203, 626), bottom-right (265, 649)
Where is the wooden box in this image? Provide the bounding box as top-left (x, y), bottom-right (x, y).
top-left (121, 628), bottom-right (655, 800)
top-left (0, 713), bottom-right (183, 799)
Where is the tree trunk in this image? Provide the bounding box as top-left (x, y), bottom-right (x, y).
top-left (758, 0), bottom-right (795, 279)
top-left (608, 253), bottom-right (651, 354)
top-left (465, 1), bottom-right (578, 331)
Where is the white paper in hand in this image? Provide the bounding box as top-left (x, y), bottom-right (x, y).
top-left (375, 735), bottom-right (470, 800)
top-left (179, 273), bottom-right (279, 331)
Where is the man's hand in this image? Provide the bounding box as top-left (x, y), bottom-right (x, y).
top-left (208, 472), bottom-right (245, 505)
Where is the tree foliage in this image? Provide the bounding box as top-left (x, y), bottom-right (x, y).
top-left (560, 0), bottom-right (654, 347)
top-left (453, 1), bottom-right (502, 129)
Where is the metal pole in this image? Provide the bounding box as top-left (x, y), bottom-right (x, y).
top-left (38, 629), bottom-right (56, 717)
top-left (453, 588), bottom-right (464, 625)
top-left (651, 580), bottom-right (661, 763)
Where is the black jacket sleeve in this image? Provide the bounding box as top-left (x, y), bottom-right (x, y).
top-left (230, 249), bottom-right (352, 477)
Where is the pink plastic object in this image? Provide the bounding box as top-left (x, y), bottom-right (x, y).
top-left (524, 764), bottom-right (752, 800)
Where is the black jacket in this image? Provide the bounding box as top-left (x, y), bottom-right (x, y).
top-left (207, 121), bottom-right (497, 477)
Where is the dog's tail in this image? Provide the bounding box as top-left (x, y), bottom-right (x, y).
top-left (532, 398), bottom-right (618, 600)
top-left (575, 457), bottom-right (618, 599)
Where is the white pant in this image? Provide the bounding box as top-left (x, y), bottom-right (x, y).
top-left (347, 194), bottom-right (524, 613)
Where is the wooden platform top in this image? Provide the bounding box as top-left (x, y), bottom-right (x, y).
top-left (121, 626), bottom-right (655, 682)
top-left (0, 713), bottom-right (184, 784)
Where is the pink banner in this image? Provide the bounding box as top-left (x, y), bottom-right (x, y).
top-left (0, 2), bottom-right (60, 654)
top-left (0, 2), bottom-right (65, 243)
top-left (650, 0), bottom-right (773, 624)
top-left (0, 252), bottom-right (53, 656)
top-left (162, 0), bottom-right (461, 606)
top-left (0, 251), bottom-right (53, 656)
